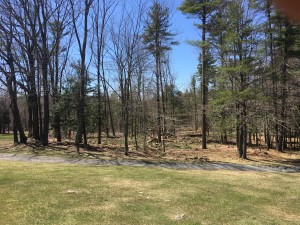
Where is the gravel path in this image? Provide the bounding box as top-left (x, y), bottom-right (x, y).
top-left (0, 153), bottom-right (299, 173)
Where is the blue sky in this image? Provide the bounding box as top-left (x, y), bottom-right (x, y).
top-left (79, 0), bottom-right (201, 92)
top-left (169, 0), bottom-right (200, 91)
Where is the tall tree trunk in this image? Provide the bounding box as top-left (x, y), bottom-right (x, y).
top-left (266, 0), bottom-right (279, 150)
top-left (97, 73), bottom-right (102, 144)
top-left (37, 0), bottom-right (50, 146)
top-left (160, 62), bottom-right (166, 152)
top-left (27, 104), bottom-right (33, 138)
top-left (142, 76), bottom-right (147, 153)
top-left (192, 77), bottom-right (198, 132)
top-left (73, 0), bottom-right (92, 151)
top-left (52, 44), bottom-right (62, 142)
top-left (12, 116), bottom-right (18, 143)
top-left (95, 4), bottom-right (103, 144)
top-left (6, 60), bottom-right (27, 144)
top-left (42, 58), bottom-right (49, 146)
top-left (241, 101), bottom-right (247, 159)
top-left (134, 116), bottom-right (138, 149)
top-left (277, 20), bottom-right (289, 152)
top-left (124, 101), bottom-right (129, 155)
top-left (156, 54), bottom-right (162, 144)
top-left (104, 101), bottom-right (109, 137)
top-left (106, 90), bottom-right (115, 137)
top-left (83, 119), bottom-right (87, 145)
top-left (28, 54), bottom-right (40, 140)
top-left (101, 58), bottom-right (115, 137)
top-left (201, 7), bottom-right (208, 149)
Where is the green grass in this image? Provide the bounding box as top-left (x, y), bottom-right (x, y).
top-left (0, 133), bottom-right (14, 141)
top-left (0, 161), bottom-right (299, 225)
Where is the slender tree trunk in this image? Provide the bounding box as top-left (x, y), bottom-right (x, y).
top-left (95, 4), bottom-right (103, 144)
top-left (42, 59), bottom-right (49, 146)
top-left (248, 132), bottom-right (252, 147)
top-left (130, 83), bottom-right (134, 139)
top-left (12, 116), bottom-right (18, 143)
top-left (97, 80), bottom-right (102, 144)
top-left (28, 105), bottom-right (33, 138)
top-left (73, 0), bottom-right (92, 151)
top-left (83, 119), bottom-right (87, 145)
top-left (123, 74), bottom-right (130, 156)
top-left (104, 101), bottom-right (109, 137)
top-left (193, 78), bottom-right (198, 132)
top-left (160, 62), bottom-right (166, 152)
top-left (107, 92), bottom-right (115, 137)
top-left (201, 7), bottom-right (207, 149)
top-left (6, 61), bottom-right (27, 144)
top-left (124, 120), bottom-right (129, 155)
top-left (277, 21), bottom-right (289, 152)
top-left (101, 61), bottom-right (115, 137)
top-left (265, 125), bottom-right (271, 149)
top-left (237, 101), bottom-right (246, 158)
top-left (52, 45), bottom-right (62, 142)
top-left (238, 63), bottom-right (247, 159)
top-left (124, 102), bottom-right (129, 155)
top-left (142, 77), bottom-right (147, 153)
top-left (156, 54), bottom-right (162, 144)
top-left (28, 57), bottom-right (40, 140)
top-left (134, 116), bottom-right (138, 149)
top-left (241, 101), bottom-right (247, 159)
top-left (37, 1), bottom-right (50, 146)
top-left (266, 1), bottom-right (279, 150)
top-left (35, 47), bottom-right (43, 140)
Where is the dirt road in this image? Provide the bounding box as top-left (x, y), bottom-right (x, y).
top-left (0, 153), bottom-right (299, 173)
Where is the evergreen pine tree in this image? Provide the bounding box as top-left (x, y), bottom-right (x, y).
top-left (143, 1), bottom-right (177, 145)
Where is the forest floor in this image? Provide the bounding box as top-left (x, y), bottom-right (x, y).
top-left (0, 132), bottom-right (299, 172)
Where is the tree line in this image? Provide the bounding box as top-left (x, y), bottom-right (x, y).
top-left (0, 0), bottom-right (299, 159)
top-left (180, 0), bottom-right (300, 158)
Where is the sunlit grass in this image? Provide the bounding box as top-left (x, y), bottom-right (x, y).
top-left (0, 133), bottom-right (14, 141)
top-left (0, 160), bottom-right (299, 225)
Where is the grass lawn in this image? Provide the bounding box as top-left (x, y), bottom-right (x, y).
top-left (0, 133), bottom-right (14, 141)
top-left (0, 161), bottom-right (299, 224)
